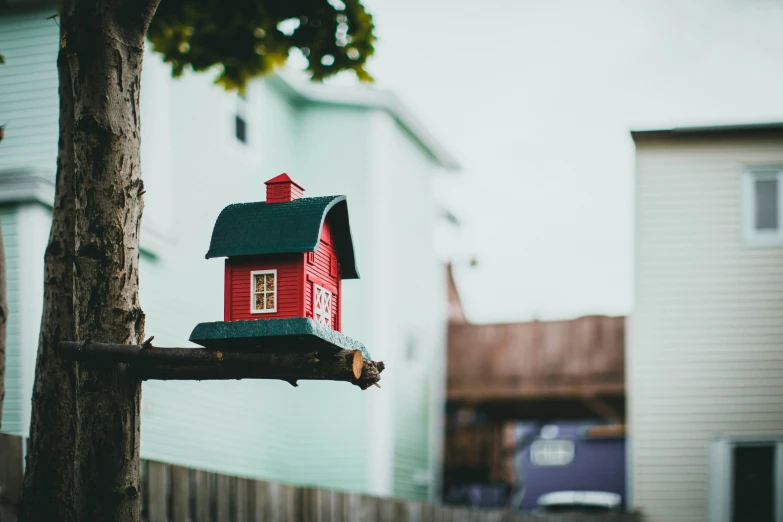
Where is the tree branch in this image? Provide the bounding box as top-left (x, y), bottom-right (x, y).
top-left (59, 341), bottom-right (384, 390)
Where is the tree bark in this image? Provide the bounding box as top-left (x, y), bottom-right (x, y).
top-left (19, 25), bottom-right (79, 522)
top-left (20, 0), bottom-right (160, 520)
top-left (134, 358), bottom-right (384, 389)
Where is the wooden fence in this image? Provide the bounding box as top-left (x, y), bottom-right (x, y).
top-left (0, 434), bottom-right (641, 522)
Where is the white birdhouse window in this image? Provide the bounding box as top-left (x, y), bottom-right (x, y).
top-left (313, 284), bottom-right (332, 327)
top-left (251, 270), bottom-right (277, 313)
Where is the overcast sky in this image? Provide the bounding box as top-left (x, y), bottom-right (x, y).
top-left (324, 0), bottom-right (783, 323)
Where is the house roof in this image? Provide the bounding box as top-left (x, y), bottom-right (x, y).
top-left (448, 315), bottom-right (626, 406)
top-left (270, 73), bottom-right (461, 171)
top-left (205, 195), bottom-right (359, 279)
top-left (265, 172), bottom-right (303, 189)
top-left (631, 121), bottom-right (783, 142)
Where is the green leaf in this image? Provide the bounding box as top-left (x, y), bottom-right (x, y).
top-left (147, 0), bottom-right (376, 91)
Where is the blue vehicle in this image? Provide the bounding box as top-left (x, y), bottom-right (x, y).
top-left (510, 421), bottom-right (626, 513)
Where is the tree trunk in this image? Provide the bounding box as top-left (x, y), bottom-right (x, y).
top-left (20, 0), bottom-right (159, 520)
top-left (19, 27), bottom-right (79, 522)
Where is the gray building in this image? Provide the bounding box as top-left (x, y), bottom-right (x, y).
top-left (629, 122), bottom-right (783, 522)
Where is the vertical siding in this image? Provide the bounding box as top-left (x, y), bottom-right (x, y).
top-left (0, 206), bottom-right (20, 434)
top-left (630, 136), bottom-right (783, 522)
top-left (305, 219), bottom-right (340, 330)
top-left (368, 112), bottom-right (448, 501)
top-left (228, 254), bottom-right (302, 321)
top-left (0, 9), bottom-right (58, 174)
top-left (280, 106), bottom-right (376, 494)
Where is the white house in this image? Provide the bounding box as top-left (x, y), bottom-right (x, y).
top-left (629, 122), bottom-right (783, 522)
top-left (0, 7), bottom-right (459, 502)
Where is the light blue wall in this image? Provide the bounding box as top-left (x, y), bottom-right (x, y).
top-left (0, 205), bottom-right (21, 434)
top-left (0, 9), bottom-right (448, 499)
top-left (0, 9), bottom-right (54, 436)
top-left (137, 77), bottom-right (377, 491)
top-left (0, 8), bottom-right (58, 176)
top-left (369, 113), bottom-right (447, 501)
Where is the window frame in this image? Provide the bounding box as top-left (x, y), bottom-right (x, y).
top-left (742, 167), bottom-right (783, 245)
top-left (708, 436), bottom-right (783, 522)
top-left (234, 92), bottom-right (249, 145)
top-left (250, 269), bottom-right (277, 314)
top-left (313, 283), bottom-right (333, 326)
top-left (235, 115), bottom-right (247, 144)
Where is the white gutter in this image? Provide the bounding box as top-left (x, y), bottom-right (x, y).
top-left (0, 168), bottom-right (55, 207)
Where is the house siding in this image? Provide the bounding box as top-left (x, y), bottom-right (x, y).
top-left (140, 78), bottom-right (375, 494)
top-left (0, 205), bottom-right (21, 434)
top-left (0, 10), bottom-right (450, 499)
top-left (0, 8), bottom-right (58, 175)
top-left (368, 111), bottom-right (448, 501)
top-left (227, 254), bottom-right (302, 321)
top-left (629, 136), bottom-right (783, 522)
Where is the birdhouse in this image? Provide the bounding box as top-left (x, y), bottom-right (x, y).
top-left (189, 174), bottom-right (368, 358)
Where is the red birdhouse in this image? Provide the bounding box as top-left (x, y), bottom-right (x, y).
top-left (203, 174), bottom-right (359, 333)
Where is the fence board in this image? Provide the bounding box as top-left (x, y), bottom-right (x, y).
top-left (396, 499), bottom-right (423, 522)
top-left (377, 495), bottom-right (396, 522)
top-left (359, 494), bottom-right (379, 522)
top-left (0, 433), bottom-right (22, 522)
top-left (0, 435), bottom-right (643, 522)
top-left (193, 469), bottom-right (212, 522)
top-left (253, 480), bottom-right (273, 522)
top-left (147, 461), bottom-right (168, 522)
top-left (235, 477), bottom-right (252, 522)
top-left (329, 490), bottom-right (345, 522)
top-left (300, 486), bottom-right (318, 522)
top-left (170, 465), bottom-right (190, 522)
top-left (422, 503), bottom-right (436, 522)
top-left (280, 482), bottom-right (300, 522)
top-left (215, 474), bottom-right (231, 522)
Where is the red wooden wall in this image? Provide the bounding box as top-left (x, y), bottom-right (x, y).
top-left (222, 219), bottom-right (343, 330)
top-left (225, 254), bottom-right (303, 322)
top-left (304, 219), bottom-right (341, 331)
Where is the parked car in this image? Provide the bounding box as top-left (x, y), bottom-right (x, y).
top-left (532, 491), bottom-right (622, 515)
top-left (511, 421), bottom-right (626, 512)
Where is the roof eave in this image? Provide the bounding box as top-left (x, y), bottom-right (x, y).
top-left (269, 72), bottom-right (460, 171)
top-left (631, 121), bottom-right (783, 142)
top-left (205, 196), bottom-right (360, 279)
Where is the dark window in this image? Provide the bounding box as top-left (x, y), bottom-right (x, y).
top-left (732, 445), bottom-right (775, 522)
top-left (235, 115), bottom-right (247, 144)
top-left (405, 336), bottom-right (417, 362)
top-left (754, 178), bottom-right (778, 230)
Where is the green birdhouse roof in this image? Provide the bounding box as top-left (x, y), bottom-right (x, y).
top-left (205, 195), bottom-right (359, 279)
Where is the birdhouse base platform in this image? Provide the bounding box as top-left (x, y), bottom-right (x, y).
top-left (188, 317), bottom-right (371, 359)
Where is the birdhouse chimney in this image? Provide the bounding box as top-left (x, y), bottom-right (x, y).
top-left (265, 173), bottom-right (305, 204)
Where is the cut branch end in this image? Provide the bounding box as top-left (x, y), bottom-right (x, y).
top-left (351, 350), bottom-right (363, 380)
